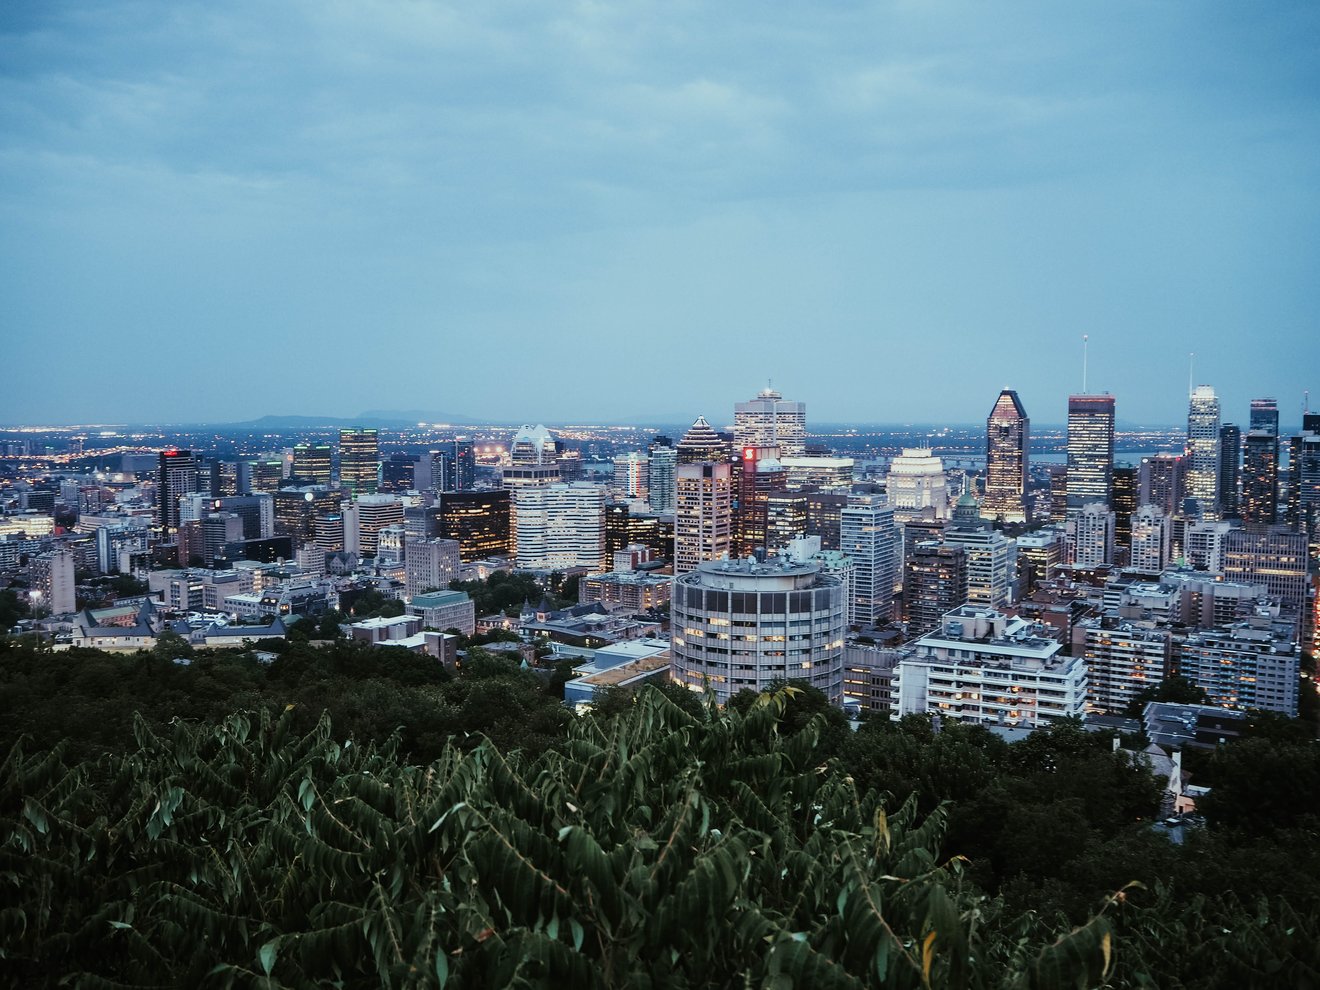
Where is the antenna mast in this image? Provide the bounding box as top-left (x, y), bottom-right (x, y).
top-left (1082, 334), bottom-right (1089, 393)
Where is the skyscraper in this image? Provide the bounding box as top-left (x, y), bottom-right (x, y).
top-left (1112, 465), bottom-right (1137, 562)
top-left (1249, 398), bottom-right (1279, 437)
top-left (1129, 505), bottom-right (1171, 574)
top-left (885, 449), bottom-right (949, 520)
top-left (1071, 502), bottom-right (1115, 567)
top-left (733, 387), bottom-right (807, 457)
top-left (157, 449), bottom-right (201, 530)
top-left (291, 444), bottom-right (333, 486)
top-left (1138, 454), bottom-right (1186, 516)
top-left (1218, 424), bottom-right (1241, 519)
top-left (840, 494), bottom-right (900, 625)
top-left (676, 416), bottom-right (728, 464)
top-left (1066, 395), bottom-right (1115, 509)
top-left (903, 542), bottom-right (968, 638)
top-left (944, 495), bottom-right (1017, 609)
top-left (1242, 430), bottom-right (1279, 524)
top-left (1185, 386), bottom-right (1221, 517)
top-left (514, 482), bottom-right (607, 571)
top-left (646, 437), bottom-right (677, 515)
top-left (338, 429), bottom-right (380, 496)
top-left (983, 389), bottom-right (1030, 523)
top-left (674, 461), bottom-right (733, 574)
top-left (734, 445), bottom-right (787, 557)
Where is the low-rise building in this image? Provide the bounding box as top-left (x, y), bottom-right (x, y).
top-left (407, 589), bottom-right (477, 637)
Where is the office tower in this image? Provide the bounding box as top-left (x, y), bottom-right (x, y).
top-left (449, 440), bottom-right (475, 491)
top-left (1223, 524), bottom-right (1309, 613)
top-left (613, 451), bottom-right (649, 502)
top-left (1112, 465), bottom-right (1137, 562)
top-left (354, 494), bottom-right (405, 558)
top-left (1078, 620), bottom-right (1171, 716)
top-left (943, 495), bottom-right (1017, 609)
top-left (405, 538), bottom-right (461, 600)
top-left (1184, 520), bottom-right (1234, 573)
top-left (216, 461), bottom-right (241, 497)
top-left (1138, 454), bottom-right (1186, 516)
top-left (30, 549), bottom-right (76, 616)
top-left (1218, 424), bottom-right (1241, 518)
top-left (605, 502), bottom-right (632, 560)
top-left (199, 514), bottom-right (246, 565)
top-left (764, 493), bottom-right (808, 554)
top-left (291, 444), bottom-right (333, 486)
top-left (1250, 398), bottom-right (1279, 437)
top-left (1015, 529), bottom-right (1064, 593)
top-left (904, 542), bottom-right (968, 638)
top-left (1185, 386), bottom-right (1220, 517)
top-left (780, 455), bottom-right (854, 491)
top-left (733, 386), bottom-right (807, 456)
top-left (983, 389), bottom-right (1030, 523)
top-left (1071, 502), bottom-right (1115, 567)
top-left (625, 512), bottom-right (674, 562)
top-left (885, 449), bottom-right (949, 520)
top-left (274, 487), bottom-right (342, 542)
top-left (674, 461), bottom-right (733, 574)
top-left (510, 424), bottom-right (558, 464)
top-left (432, 490), bottom-right (512, 561)
top-left (646, 437), bottom-right (677, 514)
top-left (1129, 505), bottom-right (1172, 574)
top-left (1242, 431), bottom-right (1279, 524)
top-left (676, 416), bottom-right (728, 464)
top-left (338, 429), bottom-right (380, 495)
top-left (670, 558), bottom-right (846, 705)
top-left (204, 494), bottom-right (275, 541)
top-left (1287, 414), bottom-right (1320, 527)
top-left (840, 494), bottom-right (900, 625)
top-left (157, 449), bottom-right (200, 530)
top-left (735, 445), bottom-right (787, 557)
top-left (805, 491), bottom-right (849, 551)
top-left (1066, 395), bottom-right (1115, 508)
top-left (381, 453), bottom-right (419, 493)
top-left (514, 482), bottom-right (607, 571)
top-left (244, 459), bottom-right (285, 495)
top-left (1047, 465), bottom-right (1069, 521)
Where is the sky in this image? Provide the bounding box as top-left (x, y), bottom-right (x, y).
top-left (2, 1), bottom-right (1318, 428)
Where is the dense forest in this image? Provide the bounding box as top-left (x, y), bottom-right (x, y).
top-left (2, 635), bottom-right (1319, 987)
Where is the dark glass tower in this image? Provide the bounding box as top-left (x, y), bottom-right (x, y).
top-left (983, 389), bottom-right (1029, 523)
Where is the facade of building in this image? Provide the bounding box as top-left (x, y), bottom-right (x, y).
top-left (1071, 502), bottom-right (1115, 567)
top-left (404, 537), bottom-right (461, 600)
top-left (612, 451), bottom-right (649, 502)
top-left (158, 449), bottom-right (201, 530)
top-left (354, 494), bottom-right (405, 558)
top-left (674, 461), bottom-right (733, 575)
top-left (1185, 386), bottom-right (1221, 517)
top-left (885, 448), bottom-right (949, 520)
top-left (1222, 524), bottom-right (1309, 613)
top-left (646, 439), bottom-right (677, 514)
top-left (895, 605), bottom-right (1088, 727)
top-left (1242, 430), bottom-right (1279, 524)
top-left (943, 495), bottom-right (1017, 609)
top-left (290, 444), bottom-right (333, 486)
top-left (676, 416), bottom-right (729, 464)
top-left (514, 482), bottom-right (607, 572)
top-left (338, 429), bottom-right (380, 495)
top-left (1218, 424), bottom-right (1241, 518)
top-left (983, 389), bottom-right (1030, 523)
top-left (733, 387), bottom-right (807, 457)
top-left (1129, 505), bottom-right (1171, 574)
top-left (1066, 395), bottom-right (1115, 509)
top-left (780, 457), bottom-right (854, 491)
top-left (30, 549), bottom-right (76, 615)
top-left (1077, 618), bottom-right (1170, 715)
top-left (406, 589), bottom-right (477, 637)
top-left (839, 494), bottom-right (899, 625)
top-left (579, 570), bottom-right (673, 612)
top-left (432, 490), bottom-right (511, 561)
top-left (903, 541), bottom-right (968, 638)
top-left (670, 557), bottom-right (846, 704)
top-left (1138, 454), bottom-right (1186, 517)
top-left (1178, 617), bottom-right (1299, 717)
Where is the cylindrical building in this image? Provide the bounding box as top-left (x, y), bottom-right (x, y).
top-left (670, 557), bottom-right (846, 705)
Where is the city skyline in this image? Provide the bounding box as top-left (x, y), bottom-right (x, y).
top-left (3, 3), bottom-right (1318, 426)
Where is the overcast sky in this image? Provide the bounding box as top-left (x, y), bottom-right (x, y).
top-left (2, 2), bottom-right (1318, 428)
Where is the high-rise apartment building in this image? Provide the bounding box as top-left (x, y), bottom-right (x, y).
top-left (291, 444), bottom-right (333, 486)
top-left (338, 429), bottom-right (380, 496)
top-left (885, 449), bottom-right (949, 520)
top-left (646, 437), bottom-right (677, 515)
top-left (903, 542), bottom-right (968, 638)
top-left (30, 549), bottom-right (76, 616)
top-left (1218, 424), bottom-right (1241, 519)
top-left (1185, 386), bottom-right (1221, 517)
top-left (1077, 619), bottom-right (1170, 716)
top-left (733, 387), bottom-right (807, 457)
top-left (1129, 505), bottom-right (1171, 574)
top-left (839, 495), bottom-right (900, 625)
top-left (943, 495), bottom-right (1017, 609)
top-left (1071, 502), bottom-right (1115, 567)
top-left (514, 482), bottom-right (607, 572)
top-left (612, 452), bottom-right (649, 502)
top-left (983, 389), bottom-right (1030, 523)
top-left (404, 538), bottom-right (462, 600)
top-left (1066, 395), bottom-right (1115, 509)
top-left (674, 461), bottom-right (733, 575)
top-left (670, 557), bottom-right (846, 705)
top-left (157, 449), bottom-right (201, 530)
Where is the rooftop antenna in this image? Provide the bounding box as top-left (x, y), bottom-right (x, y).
top-left (1188, 353), bottom-right (1195, 397)
top-left (1082, 334), bottom-right (1089, 392)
